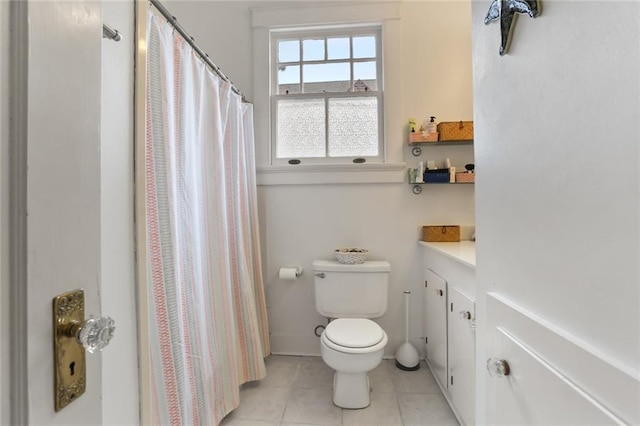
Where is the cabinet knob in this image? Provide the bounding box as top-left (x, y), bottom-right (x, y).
top-left (459, 311), bottom-right (471, 320)
top-left (486, 358), bottom-right (510, 377)
top-left (435, 289), bottom-right (443, 297)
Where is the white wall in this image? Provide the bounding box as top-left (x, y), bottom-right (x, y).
top-left (101, 1), bottom-right (139, 425)
top-left (0, 1), bottom-right (9, 424)
top-left (472, 0), bottom-right (639, 422)
top-left (166, 0), bottom-right (474, 356)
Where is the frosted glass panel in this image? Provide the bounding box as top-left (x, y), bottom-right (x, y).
top-left (276, 98), bottom-right (326, 158)
top-left (353, 36), bottom-right (376, 58)
top-left (328, 97), bottom-right (378, 157)
top-left (303, 39), bottom-right (324, 61)
top-left (278, 40), bottom-right (299, 62)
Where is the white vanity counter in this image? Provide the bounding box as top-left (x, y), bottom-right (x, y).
top-left (418, 240), bottom-right (476, 269)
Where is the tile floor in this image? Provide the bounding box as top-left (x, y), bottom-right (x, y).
top-left (221, 355), bottom-right (458, 426)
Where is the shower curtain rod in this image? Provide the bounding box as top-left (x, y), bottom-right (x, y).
top-left (149, 0), bottom-right (249, 103)
top-left (103, 23), bottom-right (122, 42)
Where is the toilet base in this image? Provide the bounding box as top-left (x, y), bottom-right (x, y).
top-left (332, 372), bottom-right (371, 409)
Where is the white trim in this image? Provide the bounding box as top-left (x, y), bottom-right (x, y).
top-left (251, 2), bottom-right (401, 29)
top-left (487, 293), bottom-right (640, 424)
top-left (257, 162), bottom-right (406, 185)
top-left (0, 2), bottom-right (10, 425)
top-left (497, 327), bottom-right (626, 425)
top-left (8, 1), bottom-right (28, 423)
top-left (488, 292), bottom-right (640, 382)
top-left (134, 2), bottom-right (151, 425)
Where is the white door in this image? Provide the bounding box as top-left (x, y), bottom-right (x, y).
top-left (483, 293), bottom-right (637, 425)
top-left (9, 0), bottom-right (106, 423)
top-left (471, 0), bottom-right (640, 424)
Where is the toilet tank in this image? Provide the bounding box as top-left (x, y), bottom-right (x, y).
top-left (313, 260), bottom-right (390, 319)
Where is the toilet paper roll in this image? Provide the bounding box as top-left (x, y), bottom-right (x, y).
top-left (279, 266), bottom-right (303, 280)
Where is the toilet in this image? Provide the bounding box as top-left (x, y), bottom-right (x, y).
top-left (313, 260), bottom-right (390, 409)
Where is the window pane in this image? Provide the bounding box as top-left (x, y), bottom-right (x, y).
top-left (303, 62), bottom-right (350, 93)
top-left (278, 40), bottom-right (299, 62)
top-left (278, 65), bottom-right (300, 94)
top-left (353, 36), bottom-right (376, 59)
top-left (327, 37), bottom-right (349, 60)
top-left (303, 39), bottom-right (324, 61)
top-left (328, 97), bottom-right (378, 157)
top-left (353, 61), bottom-right (377, 91)
top-left (276, 98), bottom-right (326, 158)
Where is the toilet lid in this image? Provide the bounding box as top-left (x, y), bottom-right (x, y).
top-left (324, 318), bottom-right (384, 348)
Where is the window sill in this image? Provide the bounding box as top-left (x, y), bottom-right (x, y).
top-left (256, 162), bottom-right (407, 185)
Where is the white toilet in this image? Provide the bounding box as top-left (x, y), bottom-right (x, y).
top-left (312, 259), bottom-right (390, 409)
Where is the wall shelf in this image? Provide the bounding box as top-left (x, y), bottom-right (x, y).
top-left (411, 182), bottom-right (474, 194)
top-left (410, 140), bottom-right (473, 157)
top-left (409, 140), bottom-right (473, 146)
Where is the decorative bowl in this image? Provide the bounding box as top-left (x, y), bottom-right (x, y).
top-left (334, 248), bottom-right (368, 264)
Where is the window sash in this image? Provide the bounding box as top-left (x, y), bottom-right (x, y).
top-left (271, 91), bottom-right (384, 165)
top-left (270, 26), bottom-right (384, 166)
top-left (272, 28), bottom-right (382, 95)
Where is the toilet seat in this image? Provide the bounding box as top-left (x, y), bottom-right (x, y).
top-left (322, 318), bottom-right (388, 354)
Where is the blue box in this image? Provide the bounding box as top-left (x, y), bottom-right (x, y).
top-left (424, 169), bottom-right (450, 183)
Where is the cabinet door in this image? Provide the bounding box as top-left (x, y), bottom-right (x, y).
top-left (448, 287), bottom-right (475, 426)
top-left (423, 268), bottom-right (448, 387)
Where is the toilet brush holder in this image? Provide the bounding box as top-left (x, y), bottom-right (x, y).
top-left (395, 290), bottom-right (420, 371)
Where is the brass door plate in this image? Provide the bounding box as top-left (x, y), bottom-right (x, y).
top-left (53, 290), bottom-right (86, 411)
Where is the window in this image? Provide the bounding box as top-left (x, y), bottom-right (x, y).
top-left (271, 27), bottom-right (383, 165)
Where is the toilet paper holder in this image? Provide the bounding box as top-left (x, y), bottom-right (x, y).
top-left (279, 265), bottom-right (304, 280)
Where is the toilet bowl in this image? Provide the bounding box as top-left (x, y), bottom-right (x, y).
top-left (320, 318), bottom-right (388, 409)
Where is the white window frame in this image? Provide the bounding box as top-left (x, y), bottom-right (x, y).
top-left (270, 26), bottom-right (384, 166)
top-left (252, 2), bottom-right (405, 185)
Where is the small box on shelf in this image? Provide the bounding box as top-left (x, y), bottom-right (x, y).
top-left (424, 169), bottom-right (450, 183)
top-left (455, 172), bottom-right (475, 183)
top-left (437, 121), bottom-right (473, 141)
top-left (409, 132), bottom-right (438, 143)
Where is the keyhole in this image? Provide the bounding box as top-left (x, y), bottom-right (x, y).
top-left (69, 361), bottom-right (76, 376)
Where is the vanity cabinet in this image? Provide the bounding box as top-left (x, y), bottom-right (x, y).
top-left (447, 287), bottom-right (476, 426)
top-left (421, 241), bottom-right (476, 426)
top-left (423, 268), bottom-right (447, 386)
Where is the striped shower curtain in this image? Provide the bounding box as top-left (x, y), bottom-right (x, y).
top-left (145, 9), bottom-right (269, 425)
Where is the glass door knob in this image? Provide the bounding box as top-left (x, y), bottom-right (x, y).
top-left (53, 290), bottom-right (115, 411)
top-left (486, 358), bottom-right (510, 377)
top-left (71, 316), bottom-right (116, 353)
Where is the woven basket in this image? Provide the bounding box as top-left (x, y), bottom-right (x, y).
top-left (334, 248), bottom-right (368, 264)
top-left (436, 121), bottom-right (474, 141)
top-left (421, 226), bottom-right (460, 242)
